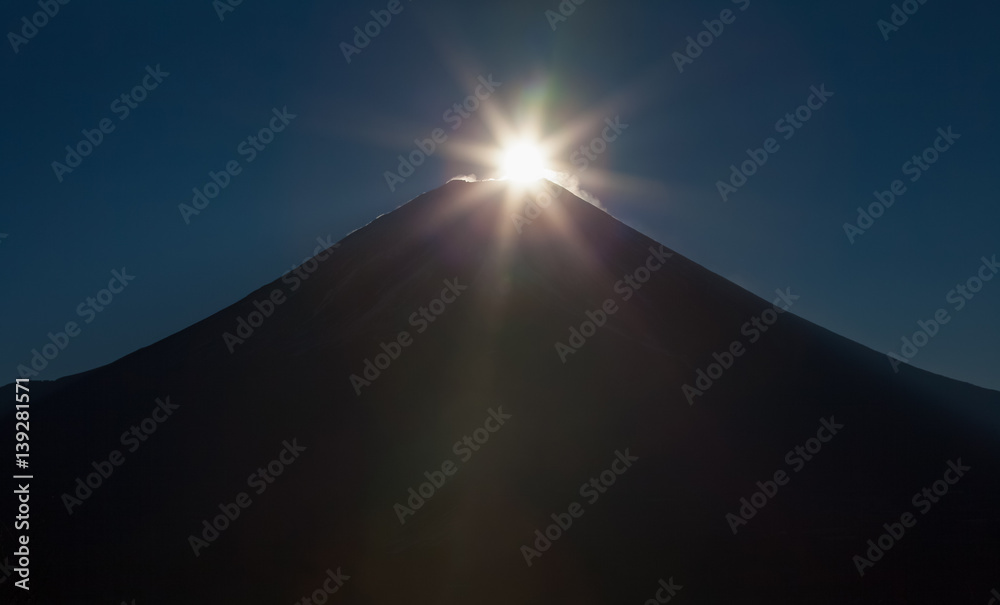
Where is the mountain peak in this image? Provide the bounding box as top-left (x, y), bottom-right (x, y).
top-left (5, 174), bottom-right (1000, 604)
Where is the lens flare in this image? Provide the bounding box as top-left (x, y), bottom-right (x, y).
top-left (499, 140), bottom-right (548, 181)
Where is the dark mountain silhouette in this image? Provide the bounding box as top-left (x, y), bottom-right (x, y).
top-left (3, 180), bottom-right (999, 604)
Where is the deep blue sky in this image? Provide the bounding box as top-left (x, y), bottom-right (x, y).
top-left (2, 0), bottom-right (997, 390)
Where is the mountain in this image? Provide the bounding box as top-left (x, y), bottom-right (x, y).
top-left (2, 179), bottom-right (999, 604)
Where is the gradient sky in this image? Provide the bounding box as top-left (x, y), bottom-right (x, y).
top-left (2, 0), bottom-right (997, 390)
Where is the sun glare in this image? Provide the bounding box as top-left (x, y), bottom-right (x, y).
top-left (499, 140), bottom-right (549, 182)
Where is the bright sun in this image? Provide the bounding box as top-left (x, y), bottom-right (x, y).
top-left (499, 140), bottom-right (548, 182)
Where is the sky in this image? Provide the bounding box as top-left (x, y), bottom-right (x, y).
top-left (1, 0), bottom-right (997, 390)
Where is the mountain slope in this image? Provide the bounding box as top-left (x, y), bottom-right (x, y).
top-left (2, 180), bottom-right (999, 604)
